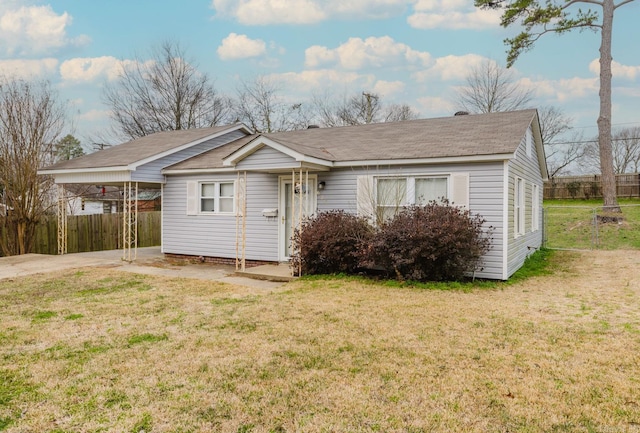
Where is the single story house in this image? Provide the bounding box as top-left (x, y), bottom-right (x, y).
top-left (40, 109), bottom-right (547, 280)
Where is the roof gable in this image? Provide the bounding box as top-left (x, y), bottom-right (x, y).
top-left (40, 124), bottom-right (251, 174)
top-left (223, 136), bottom-right (333, 169)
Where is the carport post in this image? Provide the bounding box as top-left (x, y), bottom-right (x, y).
top-left (122, 181), bottom-right (138, 262)
top-left (57, 184), bottom-right (67, 255)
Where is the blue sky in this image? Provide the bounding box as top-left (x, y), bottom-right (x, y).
top-left (1, 0), bottom-right (639, 148)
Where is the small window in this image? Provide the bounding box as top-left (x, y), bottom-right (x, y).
top-left (200, 182), bottom-right (235, 213)
top-left (526, 128), bottom-right (533, 158)
top-left (531, 184), bottom-right (539, 232)
top-left (514, 177), bottom-right (525, 237)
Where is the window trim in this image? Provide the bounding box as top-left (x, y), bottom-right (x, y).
top-left (375, 174), bottom-right (450, 224)
top-left (514, 177), bottom-right (525, 238)
top-left (199, 180), bottom-right (235, 215)
top-left (531, 183), bottom-right (539, 232)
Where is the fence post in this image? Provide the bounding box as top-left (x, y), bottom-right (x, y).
top-left (542, 207), bottom-right (547, 248)
top-left (592, 208), bottom-right (598, 250)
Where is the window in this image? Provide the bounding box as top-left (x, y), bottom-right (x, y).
top-left (200, 181), bottom-right (234, 213)
top-left (415, 177), bottom-right (448, 205)
top-left (531, 184), bottom-right (539, 231)
top-left (526, 127), bottom-right (533, 158)
top-left (377, 178), bottom-right (407, 223)
top-left (514, 177), bottom-right (525, 237)
top-left (375, 176), bottom-right (448, 223)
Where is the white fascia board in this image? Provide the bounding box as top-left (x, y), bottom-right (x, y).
top-left (332, 153), bottom-right (515, 168)
top-left (223, 136), bottom-right (333, 168)
top-left (38, 166), bottom-right (130, 175)
top-left (130, 124), bottom-right (252, 170)
top-left (162, 167), bottom-right (238, 175)
top-left (530, 114), bottom-right (549, 181)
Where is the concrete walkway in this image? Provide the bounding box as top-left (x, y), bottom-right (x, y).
top-left (0, 247), bottom-right (288, 290)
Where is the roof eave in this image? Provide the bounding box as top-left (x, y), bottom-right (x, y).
top-left (38, 166), bottom-right (130, 175)
top-left (332, 153), bottom-right (516, 168)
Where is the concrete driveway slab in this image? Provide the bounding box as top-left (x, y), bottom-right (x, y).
top-left (0, 247), bottom-right (285, 290)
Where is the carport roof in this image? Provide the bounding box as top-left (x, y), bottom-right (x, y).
top-left (40, 125), bottom-right (246, 172)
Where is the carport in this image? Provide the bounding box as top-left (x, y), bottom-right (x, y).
top-left (38, 125), bottom-right (251, 261)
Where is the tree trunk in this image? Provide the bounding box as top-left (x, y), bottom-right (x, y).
top-left (17, 221), bottom-right (26, 255)
top-left (598, 0), bottom-right (620, 211)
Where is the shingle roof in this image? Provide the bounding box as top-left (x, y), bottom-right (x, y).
top-left (167, 109), bottom-right (538, 170)
top-left (42, 125), bottom-right (239, 171)
top-left (165, 134), bottom-right (255, 170)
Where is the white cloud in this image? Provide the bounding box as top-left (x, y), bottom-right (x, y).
top-left (271, 69), bottom-right (374, 93)
top-left (212, 0), bottom-right (327, 25)
top-left (413, 54), bottom-right (485, 82)
top-left (526, 76), bottom-right (599, 102)
top-left (408, 0), bottom-right (501, 30)
top-left (0, 5), bottom-right (89, 55)
top-left (211, 0), bottom-right (499, 29)
top-left (59, 57), bottom-right (136, 83)
top-left (416, 95), bottom-right (456, 116)
top-left (0, 58), bottom-right (58, 77)
top-left (305, 36), bottom-right (431, 70)
top-left (372, 80), bottom-right (405, 97)
top-left (211, 0), bottom-right (409, 25)
top-left (217, 33), bottom-right (267, 60)
top-left (589, 59), bottom-right (640, 80)
top-left (78, 109), bottom-right (110, 122)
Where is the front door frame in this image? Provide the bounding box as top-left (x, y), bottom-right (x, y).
top-left (278, 174), bottom-right (317, 261)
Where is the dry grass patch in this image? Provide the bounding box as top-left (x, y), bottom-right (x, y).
top-left (1, 251), bottom-right (640, 432)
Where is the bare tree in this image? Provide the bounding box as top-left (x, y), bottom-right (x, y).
top-left (584, 126), bottom-right (640, 174)
top-left (313, 91), bottom-right (418, 127)
top-left (383, 103), bottom-right (419, 122)
top-left (0, 77), bottom-right (67, 255)
top-left (546, 131), bottom-right (589, 178)
top-left (538, 106), bottom-right (584, 178)
top-left (455, 62), bottom-right (578, 177)
top-left (234, 76), bottom-right (311, 133)
top-left (475, 0), bottom-right (636, 210)
top-left (103, 41), bottom-right (232, 140)
top-left (455, 59), bottom-right (534, 113)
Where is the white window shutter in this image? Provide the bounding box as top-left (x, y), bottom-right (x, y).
top-left (356, 175), bottom-right (375, 223)
top-left (186, 181), bottom-right (198, 215)
top-left (450, 173), bottom-right (469, 208)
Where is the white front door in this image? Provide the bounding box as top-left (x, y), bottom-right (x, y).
top-left (279, 175), bottom-right (317, 261)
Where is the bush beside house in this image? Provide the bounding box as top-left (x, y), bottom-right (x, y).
top-left (293, 202), bottom-right (493, 282)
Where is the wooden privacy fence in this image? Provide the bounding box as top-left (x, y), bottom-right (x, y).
top-left (1, 211), bottom-right (161, 256)
top-left (544, 173), bottom-right (640, 200)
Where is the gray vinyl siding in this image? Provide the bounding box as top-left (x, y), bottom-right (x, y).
top-left (236, 146), bottom-right (298, 171)
top-left (506, 124), bottom-right (544, 278)
top-left (131, 130), bottom-right (246, 183)
top-left (317, 162), bottom-right (506, 280)
top-left (163, 155), bottom-right (525, 279)
top-left (163, 171), bottom-right (279, 261)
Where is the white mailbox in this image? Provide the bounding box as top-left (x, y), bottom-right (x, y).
top-left (262, 208), bottom-right (278, 218)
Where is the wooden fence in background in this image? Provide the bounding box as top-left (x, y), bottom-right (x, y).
top-left (544, 173), bottom-right (640, 200)
top-left (1, 211), bottom-right (161, 256)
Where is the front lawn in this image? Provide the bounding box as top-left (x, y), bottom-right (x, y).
top-left (1, 250), bottom-right (640, 432)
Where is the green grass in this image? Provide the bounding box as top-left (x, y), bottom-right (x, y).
top-left (544, 198), bottom-right (640, 250)
top-left (2, 255), bottom-right (639, 432)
